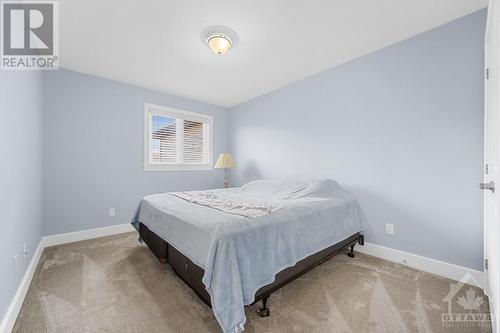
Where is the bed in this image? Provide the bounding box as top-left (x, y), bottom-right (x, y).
top-left (134, 179), bottom-right (363, 333)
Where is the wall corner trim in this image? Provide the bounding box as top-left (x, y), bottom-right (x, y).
top-left (0, 223), bottom-right (135, 333)
top-left (357, 242), bottom-right (484, 289)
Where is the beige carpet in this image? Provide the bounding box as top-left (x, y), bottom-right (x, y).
top-left (13, 232), bottom-right (491, 333)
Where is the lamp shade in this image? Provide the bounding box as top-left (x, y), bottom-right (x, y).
top-left (214, 153), bottom-right (235, 169)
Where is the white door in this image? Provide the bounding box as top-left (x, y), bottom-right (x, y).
top-left (484, 0), bottom-right (500, 331)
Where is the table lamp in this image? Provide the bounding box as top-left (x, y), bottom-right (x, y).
top-left (214, 153), bottom-right (235, 188)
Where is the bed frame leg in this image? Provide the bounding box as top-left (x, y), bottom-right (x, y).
top-left (347, 244), bottom-right (355, 258)
top-left (347, 234), bottom-right (364, 258)
top-left (257, 296), bottom-right (270, 317)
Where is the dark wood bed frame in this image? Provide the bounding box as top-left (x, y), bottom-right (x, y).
top-left (138, 222), bottom-right (364, 317)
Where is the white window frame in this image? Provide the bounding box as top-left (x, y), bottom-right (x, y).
top-left (144, 103), bottom-right (213, 171)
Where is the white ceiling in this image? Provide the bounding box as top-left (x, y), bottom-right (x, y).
top-left (59, 0), bottom-right (488, 107)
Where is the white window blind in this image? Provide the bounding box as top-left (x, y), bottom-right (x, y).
top-left (144, 104), bottom-right (213, 171)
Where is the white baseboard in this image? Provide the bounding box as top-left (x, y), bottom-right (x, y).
top-left (0, 223), bottom-right (135, 333)
top-left (0, 240), bottom-right (44, 333)
top-left (41, 223), bottom-right (135, 248)
top-left (357, 242), bottom-right (484, 289)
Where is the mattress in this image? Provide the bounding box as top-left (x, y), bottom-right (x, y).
top-left (136, 179), bottom-right (362, 333)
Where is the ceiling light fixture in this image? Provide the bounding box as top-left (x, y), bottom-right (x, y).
top-left (207, 33), bottom-right (232, 55)
top-left (201, 26), bottom-right (239, 56)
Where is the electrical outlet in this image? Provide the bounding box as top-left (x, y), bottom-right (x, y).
top-left (109, 208), bottom-right (116, 217)
top-left (385, 223), bottom-right (394, 235)
top-left (23, 242), bottom-right (28, 258)
top-left (13, 255), bottom-right (18, 273)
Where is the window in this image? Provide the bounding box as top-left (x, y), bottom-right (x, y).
top-left (144, 103), bottom-right (213, 171)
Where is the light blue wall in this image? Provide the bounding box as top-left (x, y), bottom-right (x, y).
top-left (229, 10), bottom-right (486, 270)
top-left (0, 71), bottom-right (43, 320)
top-left (42, 70), bottom-right (229, 235)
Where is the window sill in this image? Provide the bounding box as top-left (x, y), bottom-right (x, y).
top-left (144, 164), bottom-right (213, 172)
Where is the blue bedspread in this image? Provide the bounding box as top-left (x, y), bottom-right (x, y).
top-left (135, 179), bottom-right (362, 332)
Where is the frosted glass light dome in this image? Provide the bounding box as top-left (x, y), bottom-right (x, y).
top-left (201, 26), bottom-right (239, 56)
top-left (207, 34), bottom-right (232, 55)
